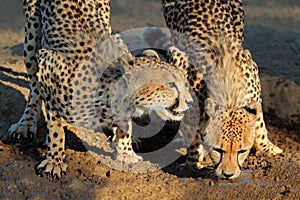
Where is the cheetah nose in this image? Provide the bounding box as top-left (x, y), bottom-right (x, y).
top-left (222, 171), bottom-right (234, 179)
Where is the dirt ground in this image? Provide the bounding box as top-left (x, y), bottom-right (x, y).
top-left (0, 0), bottom-right (300, 199)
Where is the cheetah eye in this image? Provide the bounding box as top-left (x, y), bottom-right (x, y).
top-left (243, 106), bottom-right (257, 115)
top-left (213, 148), bottom-right (225, 154)
top-left (238, 149), bottom-right (248, 154)
top-left (167, 82), bottom-right (177, 88)
top-left (184, 82), bottom-right (189, 87)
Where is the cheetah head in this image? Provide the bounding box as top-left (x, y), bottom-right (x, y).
top-left (112, 56), bottom-right (193, 122)
top-left (197, 44), bottom-right (262, 179)
top-left (203, 98), bottom-right (258, 179)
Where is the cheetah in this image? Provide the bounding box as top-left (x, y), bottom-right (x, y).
top-left (142, 0), bottom-right (283, 179)
top-left (8, 0), bottom-right (192, 179)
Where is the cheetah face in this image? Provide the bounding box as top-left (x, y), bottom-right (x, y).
top-left (111, 57), bottom-right (193, 122)
top-left (203, 99), bottom-right (257, 179)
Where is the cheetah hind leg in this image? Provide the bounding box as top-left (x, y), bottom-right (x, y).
top-left (254, 112), bottom-right (283, 155)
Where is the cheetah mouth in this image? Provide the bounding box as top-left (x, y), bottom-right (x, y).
top-left (166, 99), bottom-right (184, 118)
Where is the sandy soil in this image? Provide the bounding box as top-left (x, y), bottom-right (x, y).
top-left (0, 0), bottom-right (299, 199)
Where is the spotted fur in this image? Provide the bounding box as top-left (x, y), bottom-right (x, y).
top-left (142, 0), bottom-right (282, 179)
top-left (8, 0), bottom-right (192, 179)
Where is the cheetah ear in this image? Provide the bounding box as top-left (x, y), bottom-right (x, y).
top-left (243, 101), bottom-right (260, 120)
top-left (243, 106), bottom-right (257, 115)
top-left (117, 53), bottom-right (135, 73)
top-left (142, 49), bottom-right (160, 59)
top-left (205, 97), bottom-right (215, 118)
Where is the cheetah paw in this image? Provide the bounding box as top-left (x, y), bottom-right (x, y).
top-left (117, 152), bottom-right (143, 164)
top-left (256, 141), bottom-right (283, 155)
top-left (195, 163), bottom-right (205, 169)
top-left (8, 120), bottom-right (37, 139)
top-left (267, 144), bottom-right (283, 155)
top-left (35, 158), bottom-right (67, 180)
top-left (186, 161), bottom-right (205, 169)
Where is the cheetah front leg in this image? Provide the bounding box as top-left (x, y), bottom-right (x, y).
top-left (8, 0), bottom-right (42, 139)
top-left (254, 111), bottom-right (283, 155)
top-left (113, 121), bottom-right (142, 163)
top-left (35, 108), bottom-right (67, 180)
top-left (186, 129), bottom-right (206, 169)
top-left (179, 100), bottom-right (207, 169)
